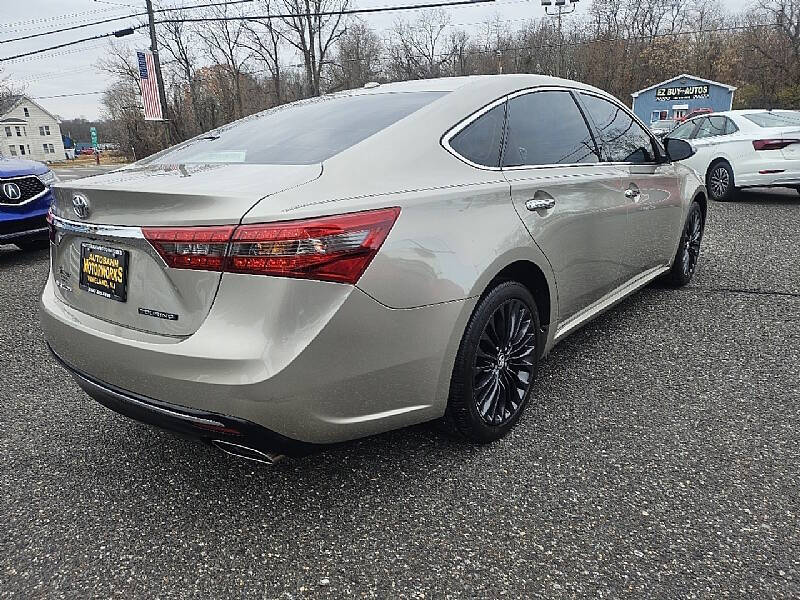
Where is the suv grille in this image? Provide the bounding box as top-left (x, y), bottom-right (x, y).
top-left (0, 176), bottom-right (46, 205)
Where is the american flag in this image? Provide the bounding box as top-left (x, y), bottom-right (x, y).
top-left (137, 50), bottom-right (163, 121)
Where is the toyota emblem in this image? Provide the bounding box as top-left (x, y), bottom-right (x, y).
top-left (2, 182), bottom-right (21, 201)
top-left (72, 194), bottom-right (90, 219)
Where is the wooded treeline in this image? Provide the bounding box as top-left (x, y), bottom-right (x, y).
top-left (94, 0), bottom-right (800, 158)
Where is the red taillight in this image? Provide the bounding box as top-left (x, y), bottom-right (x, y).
top-left (142, 225), bottom-right (235, 270)
top-left (142, 207), bottom-right (401, 285)
top-left (752, 138), bottom-right (800, 151)
top-left (228, 207), bottom-right (401, 284)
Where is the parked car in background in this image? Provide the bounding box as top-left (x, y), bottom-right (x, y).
top-left (677, 108), bottom-right (713, 123)
top-left (0, 157), bottom-right (57, 250)
top-left (650, 119), bottom-right (678, 138)
top-left (666, 110), bottom-right (800, 201)
top-left (41, 75), bottom-right (706, 463)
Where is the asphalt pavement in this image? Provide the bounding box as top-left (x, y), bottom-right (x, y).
top-left (1, 188), bottom-right (798, 599)
top-left (53, 165), bottom-right (119, 182)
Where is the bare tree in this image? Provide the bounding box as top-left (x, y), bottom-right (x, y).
top-left (158, 10), bottom-right (205, 135)
top-left (196, 3), bottom-right (252, 119)
top-left (387, 10), bottom-right (453, 80)
top-left (330, 20), bottom-right (383, 90)
top-left (242, 0), bottom-right (286, 104)
top-left (277, 0), bottom-right (351, 96)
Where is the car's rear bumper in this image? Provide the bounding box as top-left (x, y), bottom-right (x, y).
top-left (737, 162), bottom-right (800, 189)
top-left (41, 271), bottom-right (472, 444)
top-left (48, 343), bottom-right (319, 456)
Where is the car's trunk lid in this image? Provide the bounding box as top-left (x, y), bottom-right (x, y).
top-left (777, 127), bottom-right (800, 160)
top-left (50, 163), bottom-right (321, 336)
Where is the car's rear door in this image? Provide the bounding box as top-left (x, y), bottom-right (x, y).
top-left (577, 92), bottom-right (683, 276)
top-left (501, 88), bottom-right (629, 322)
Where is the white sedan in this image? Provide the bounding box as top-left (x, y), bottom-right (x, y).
top-left (666, 110), bottom-right (800, 201)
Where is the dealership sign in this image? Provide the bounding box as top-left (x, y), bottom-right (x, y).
top-left (656, 85), bottom-right (710, 101)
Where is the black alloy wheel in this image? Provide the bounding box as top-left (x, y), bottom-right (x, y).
top-left (664, 201), bottom-right (705, 287)
top-left (443, 281), bottom-right (540, 443)
top-left (473, 299), bottom-right (536, 426)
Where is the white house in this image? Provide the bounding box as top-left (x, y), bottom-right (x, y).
top-left (0, 95), bottom-right (66, 163)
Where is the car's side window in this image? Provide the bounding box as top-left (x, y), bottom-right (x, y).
top-left (449, 103), bottom-right (506, 168)
top-left (695, 116), bottom-right (728, 139)
top-left (669, 120), bottom-right (698, 140)
top-left (724, 118), bottom-right (739, 135)
top-left (502, 90), bottom-right (599, 167)
top-left (578, 93), bottom-right (657, 164)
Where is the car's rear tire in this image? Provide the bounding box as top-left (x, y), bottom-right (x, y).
top-left (442, 281), bottom-right (540, 444)
top-left (664, 201), bottom-right (705, 287)
top-left (707, 160), bottom-right (735, 202)
top-left (15, 239), bottom-right (49, 252)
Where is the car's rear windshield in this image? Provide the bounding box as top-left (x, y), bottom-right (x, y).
top-left (743, 111), bottom-right (800, 128)
top-left (150, 91), bottom-right (447, 165)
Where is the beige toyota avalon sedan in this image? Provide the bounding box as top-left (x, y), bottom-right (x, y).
top-left (41, 75), bottom-right (706, 463)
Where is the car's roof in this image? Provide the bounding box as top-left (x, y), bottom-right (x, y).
top-left (354, 74), bottom-right (605, 96)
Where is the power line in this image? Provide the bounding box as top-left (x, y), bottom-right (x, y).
top-left (1, 0), bottom-right (255, 44)
top-left (1, 29), bottom-right (145, 62)
top-left (0, 0), bottom-right (496, 61)
top-left (6, 42), bottom-right (112, 64)
top-left (0, 6), bottom-right (128, 31)
top-left (31, 92), bottom-right (105, 99)
top-left (2, 15), bottom-right (146, 45)
top-left (156, 0), bottom-right (497, 23)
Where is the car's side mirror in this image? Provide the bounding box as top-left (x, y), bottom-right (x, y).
top-left (663, 137), bottom-right (695, 162)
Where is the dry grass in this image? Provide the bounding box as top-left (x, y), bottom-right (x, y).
top-left (48, 153), bottom-right (131, 168)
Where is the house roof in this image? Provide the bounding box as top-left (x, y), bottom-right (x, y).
top-left (0, 94), bottom-right (61, 123)
top-left (631, 74), bottom-right (737, 98)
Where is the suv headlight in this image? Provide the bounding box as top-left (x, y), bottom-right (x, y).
top-left (37, 170), bottom-right (59, 188)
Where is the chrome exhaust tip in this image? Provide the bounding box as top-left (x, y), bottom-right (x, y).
top-left (211, 440), bottom-right (285, 465)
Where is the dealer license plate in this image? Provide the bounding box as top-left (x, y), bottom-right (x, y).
top-left (79, 242), bottom-right (129, 303)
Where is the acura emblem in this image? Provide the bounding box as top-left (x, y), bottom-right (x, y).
top-left (72, 194), bottom-right (90, 219)
top-left (2, 182), bottom-right (21, 201)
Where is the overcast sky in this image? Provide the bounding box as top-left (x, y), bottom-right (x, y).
top-left (2, 0), bottom-right (756, 121)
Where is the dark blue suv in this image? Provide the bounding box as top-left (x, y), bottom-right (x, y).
top-left (0, 157), bottom-right (56, 251)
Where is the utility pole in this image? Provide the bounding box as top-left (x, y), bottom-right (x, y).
top-left (145, 0), bottom-right (171, 145)
top-left (541, 0), bottom-right (579, 78)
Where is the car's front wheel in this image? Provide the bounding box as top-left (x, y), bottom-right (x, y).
top-left (664, 201), bottom-right (705, 287)
top-left (443, 281), bottom-right (540, 443)
top-left (707, 160), bottom-right (735, 202)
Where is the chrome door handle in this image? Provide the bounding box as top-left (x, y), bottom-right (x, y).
top-left (525, 197), bottom-right (556, 211)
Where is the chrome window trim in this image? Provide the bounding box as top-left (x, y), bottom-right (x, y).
top-left (442, 85), bottom-right (614, 172)
top-left (441, 94), bottom-right (508, 171)
top-left (0, 174), bottom-right (49, 207)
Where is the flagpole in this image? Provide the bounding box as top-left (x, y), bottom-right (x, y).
top-left (145, 0), bottom-right (172, 145)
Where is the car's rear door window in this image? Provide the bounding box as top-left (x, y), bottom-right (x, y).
top-left (449, 103), bottom-right (506, 168)
top-left (578, 93), bottom-right (657, 163)
top-left (150, 91), bottom-right (447, 165)
top-left (502, 90), bottom-right (599, 167)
